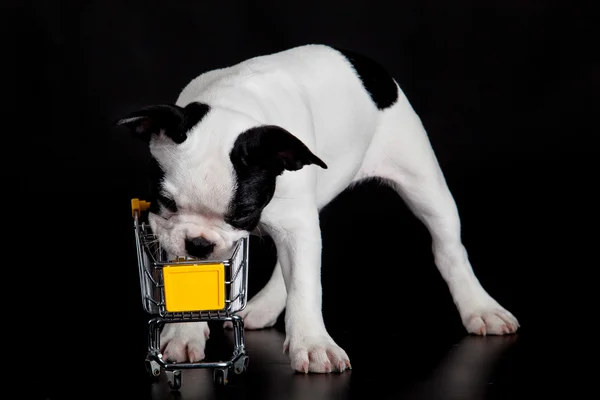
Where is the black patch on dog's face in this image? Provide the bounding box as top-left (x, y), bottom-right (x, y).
top-left (117, 102), bottom-right (210, 144)
top-left (333, 47), bottom-right (398, 110)
top-left (147, 157), bottom-right (177, 215)
top-left (225, 125), bottom-right (328, 231)
top-left (224, 165), bottom-right (278, 232)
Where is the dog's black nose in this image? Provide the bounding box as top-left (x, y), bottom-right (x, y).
top-left (185, 236), bottom-right (215, 259)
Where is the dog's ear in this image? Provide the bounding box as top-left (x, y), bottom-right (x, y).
top-left (115, 103), bottom-right (210, 144)
top-left (231, 125), bottom-right (327, 175)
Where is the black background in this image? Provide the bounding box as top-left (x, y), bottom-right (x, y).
top-left (5, 0), bottom-right (597, 398)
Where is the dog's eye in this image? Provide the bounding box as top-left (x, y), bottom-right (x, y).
top-left (158, 195), bottom-right (178, 213)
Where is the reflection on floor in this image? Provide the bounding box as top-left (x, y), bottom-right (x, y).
top-left (147, 327), bottom-right (520, 400)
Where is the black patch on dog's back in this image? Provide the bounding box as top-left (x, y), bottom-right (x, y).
top-left (333, 47), bottom-right (398, 110)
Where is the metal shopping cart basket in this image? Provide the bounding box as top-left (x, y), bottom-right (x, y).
top-left (131, 198), bottom-right (250, 389)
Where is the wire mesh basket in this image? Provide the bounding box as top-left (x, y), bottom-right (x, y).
top-left (133, 201), bottom-right (249, 319)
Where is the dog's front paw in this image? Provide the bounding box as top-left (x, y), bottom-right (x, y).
top-left (463, 307), bottom-right (520, 335)
top-left (284, 334), bottom-right (351, 374)
top-left (160, 322), bottom-right (210, 362)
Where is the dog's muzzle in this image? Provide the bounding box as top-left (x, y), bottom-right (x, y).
top-left (184, 236), bottom-right (216, 259)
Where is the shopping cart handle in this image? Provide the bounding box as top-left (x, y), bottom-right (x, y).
top-left (131, 198), bottom-right (151, 218)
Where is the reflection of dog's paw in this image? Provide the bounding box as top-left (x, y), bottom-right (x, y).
top-left (464, 308), bottom-right (520, 335)
top-left (160, 322), bottom-right (210, 362)
top-left (224, 295), bottom-right (283, 330)
top-left (284, 334), bottom-right (352, 373)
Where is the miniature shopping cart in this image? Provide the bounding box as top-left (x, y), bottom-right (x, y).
top-left (131, 198), bottom-right (250, 389)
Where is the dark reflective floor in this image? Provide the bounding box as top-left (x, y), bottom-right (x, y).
top-left (144, 328), bottom-right (521, 400)
top-left (37, 316), bottom-right (588, 400)
top-left (31, 178), bottom-right (591, 400)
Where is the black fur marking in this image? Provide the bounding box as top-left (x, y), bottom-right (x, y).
top-left (225, 125), bottom-right (327, 231)
top-left (225, 164), bottom-right (277, 232)
top-left (333, 47), bottom-right (398, 110)
top-left (147, 157), bottom-right (178, 214)
top-left (158, 193), bottom-right (177, 213)
top-left (147, 157), bottom-right (166, 215)
top-left (116, 102), bottom-right (210, 144)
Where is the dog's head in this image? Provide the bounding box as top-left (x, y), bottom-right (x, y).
top-left (118, 102), bottom-right (327, 260)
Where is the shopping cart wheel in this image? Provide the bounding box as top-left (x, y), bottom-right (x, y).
top-left (233, 355), bottom-right (249, 374)
top-left (213, 368), bottom-right (228, 386)
top-left (166, 370), bottom-right (182, 390)
top-left (145, 359), bottom-right (161, 379)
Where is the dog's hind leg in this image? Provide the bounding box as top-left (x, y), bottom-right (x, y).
top-left (355, 87), bottom-right (519, 335)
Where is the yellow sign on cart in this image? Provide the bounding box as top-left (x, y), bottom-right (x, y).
top-left (162, 263), bottom-right (226, 312)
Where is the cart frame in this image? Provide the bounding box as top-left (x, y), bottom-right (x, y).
top-left (131, 198), bottom-right (250, 389)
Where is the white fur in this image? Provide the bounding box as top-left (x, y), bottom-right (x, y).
top-left (150, 45), bottom-right (518, 373)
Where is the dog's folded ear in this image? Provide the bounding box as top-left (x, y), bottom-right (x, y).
top-left (231, 125), bottom-right (328, 175)
top-left (115, 103), bottom-right (210, 144)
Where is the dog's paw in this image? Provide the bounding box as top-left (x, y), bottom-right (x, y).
top-left (224, 294), bottom-right (284, 330)
top-left (160, 322), bottom-right (210, 363)
top-left (463, 307), bottom-right (520, 335)
top-left (283, 334), bottom-right (351, 374)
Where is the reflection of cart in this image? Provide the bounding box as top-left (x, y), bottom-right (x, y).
top-left (131, 198), bottom-right (250, 389)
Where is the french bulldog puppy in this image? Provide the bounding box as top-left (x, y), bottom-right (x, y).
top-left (117, 44), bottom-right (519, 373)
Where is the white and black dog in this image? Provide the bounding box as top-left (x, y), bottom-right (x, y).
top-left (117, 44), bottom-right (519, 374)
